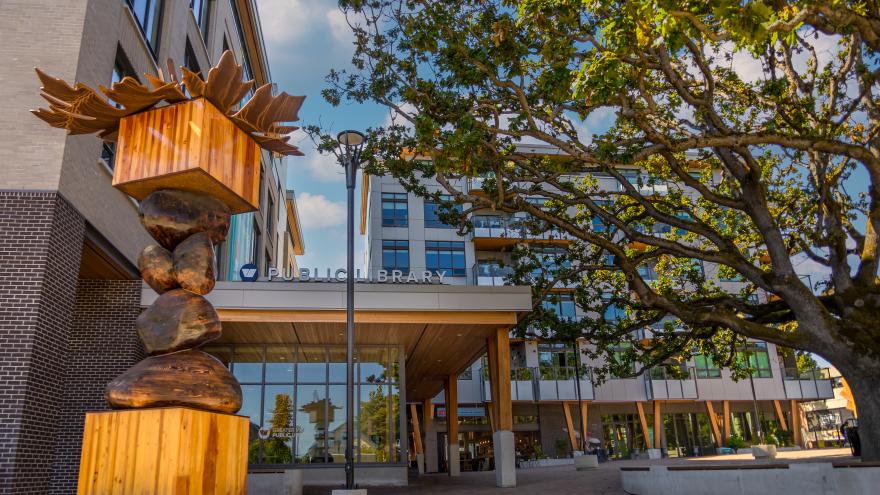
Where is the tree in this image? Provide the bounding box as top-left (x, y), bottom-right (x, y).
top-left (321, 0), bottom-right (880, 459)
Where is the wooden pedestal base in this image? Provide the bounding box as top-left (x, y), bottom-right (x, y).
top-left (77, 407), bottom-right (249, 495)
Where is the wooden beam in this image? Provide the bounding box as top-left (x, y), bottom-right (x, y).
top-left (487, 402), bottom-right (497, 434)
top-left (562, 402), bottom-right (578, 451)
top-left (491, 328), bottom-right (513, 430)
top-left (580, 401), bottom-right (589, 446)
top-left (705, 401), bottom-right (723, 448)
top-left (410, 404), bottom-right (424, 455)
top-left (635, 402), bottom-right (650, 449)
top-left (773, 400), bottom-right (789, 431)
top-left (653, 401), bottom-right (662, 449)
top-left (790, 400), bottom-right (803, 447)
top-left (217, 308), bottom-right (519, 325)
top-left (722, 400), bottom-right (731, 443)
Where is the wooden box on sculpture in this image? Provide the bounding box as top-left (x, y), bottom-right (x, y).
top-left (77, 407), bottom-right (248, 495)
top-left (112, 98), bottom-right (261, 214)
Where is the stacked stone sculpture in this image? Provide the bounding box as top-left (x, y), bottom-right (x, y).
top-left (105, 189), bottom-right (242, 414)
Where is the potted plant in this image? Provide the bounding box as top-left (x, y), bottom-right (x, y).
top-left (727, 434), bottom-right (746, 453)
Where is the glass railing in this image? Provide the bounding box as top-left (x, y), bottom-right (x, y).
top-left (644, 366), bottom-right (698, 400)
top-left (782, 367), bottom-right (833, 399)
top-left (479, 366), bottom-right (595, 401)
top-left (472, 215), bottom-right (572, 241)
top-left (472, 262), bottom-right (514, 286)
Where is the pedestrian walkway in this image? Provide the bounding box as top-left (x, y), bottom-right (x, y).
top-left (302, 448), bottom-right (853, 494)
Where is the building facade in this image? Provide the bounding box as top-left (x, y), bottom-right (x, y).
top-left (361, 151), bottom-right (835, 473)
top-left (0, 1), bottom-right (299, 492)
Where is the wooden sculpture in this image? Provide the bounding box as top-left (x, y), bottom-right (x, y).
top-left (33, 52), bottom-right (305, 494)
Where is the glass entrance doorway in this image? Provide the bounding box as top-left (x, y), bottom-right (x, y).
top-left (663, 413), bottom-right (716, 457)
top-left (601, 414), bottom-right (646, 459)
top-left (438, 432), bottom-right (495, 472)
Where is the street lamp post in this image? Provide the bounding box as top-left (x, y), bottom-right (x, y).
top-left (337, 130), bottom-right (365, 491)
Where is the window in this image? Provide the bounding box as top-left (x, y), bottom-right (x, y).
top-left (423, 195), bottom-right (461, 228)
top-left (637, 263), bottom-right (657, 281)
top-left (538, 343), bottom-right (578, 379)
top-left (542, 293), bottom-right (576, 320)
top-left (229, 0), bottom-right (255, 103)
top-left (184, 40), bottom-right (200, 76)
top-left (602, 294), bottom-right (626, 321)
top-left (252, 218), bottom-right (261, 266)
top-left (103, 50), bottom-right (137, 171)
top-left (266, 193), bottom-right (275, 237)
top-left (190, 0), bottom-right (211, 37)
top-left (736, 342), bottom-right (772, 378)
top-left (381, 193), bottom-right (408, 227)
top-left (264, 249), bottom-right (271, 276)
top-left (425, 241), bottom-right (466, 277)
top-left (381, 240), bottom-right (409, 272)
top-left (125, 0), bottom-right (163, 56)
top-left (694, 354), bottom-right (721, 378)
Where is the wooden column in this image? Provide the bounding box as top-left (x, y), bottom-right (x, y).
top-left (445, 375), bottom-right (459, 476)
top-left (653, 400), bottom-right (662, 449)
top-left (705, 401), bottom-right (724, 448)
top-left (790, 400), bottom-right (804, 447)
top-left (410, 404), bottom-right (424, 455)
top-left (488, 328), bottom-right (513, 431)
top-left (773, 400), bottom-right (789, 431)
top-left (722, 400), bottom-right (731, 443)
top-left (580, 401), bottom-right (589, 445)
top-left (562, 402), bottom-right (578, 451)
top-left (635, 402), bottom-right (651, 448)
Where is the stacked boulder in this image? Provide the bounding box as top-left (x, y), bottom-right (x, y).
top-left (105, 189), bottom-right (242, 414)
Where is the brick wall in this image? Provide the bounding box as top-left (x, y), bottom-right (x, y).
top-left (0, 191), bottom-right (85, 494)
top-left (49, 278), bottom-right (144, 494)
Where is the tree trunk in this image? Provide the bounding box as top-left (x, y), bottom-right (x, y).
top-left (834, 359), bottom-right (880, 461)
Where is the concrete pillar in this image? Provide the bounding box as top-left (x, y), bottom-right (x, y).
top-left (493, 430), bottom-right (516, 488)
top-left (445, 375), bottom-right (460, 477)
top-left (423, 400), bottom-right (438, 472)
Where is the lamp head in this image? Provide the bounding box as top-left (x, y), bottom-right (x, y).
top-left (337, 130), bottom-right (365, 148)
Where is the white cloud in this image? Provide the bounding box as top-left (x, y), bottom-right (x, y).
top-left (290, 149), bottom-right (345, 182)
top-left (326, 9), bottom-right (354, 45)
top-left (296, 192), bottom-right (345, 228)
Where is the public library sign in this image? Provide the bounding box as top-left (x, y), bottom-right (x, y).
top-left (242, 265), bottom-right (449, 284)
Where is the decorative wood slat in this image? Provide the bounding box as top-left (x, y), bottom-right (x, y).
top-left (705, 401), bottom-right (723, 448)
top-left (77, 408), bottom-right (248, 495)
top-left (562, 402), bottom-right (578, 451)
top-left (113, 98), bottom-right (261, 214)
top-left (635, 402), bottom-right (650, 449)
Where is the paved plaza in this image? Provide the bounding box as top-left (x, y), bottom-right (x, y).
top-left (302, 449), bottom-right (854, 494)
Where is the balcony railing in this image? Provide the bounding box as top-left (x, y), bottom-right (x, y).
top-left (782, 367), bottom-right (834, 400)
top-left (472, 215), bottom-right (573, 242)
top-left (644, 366), bottom-right (699, 400)
top-left (473, 262), bottom-right (514, 286)
top-left (480, 366), bottom-right (594, 402)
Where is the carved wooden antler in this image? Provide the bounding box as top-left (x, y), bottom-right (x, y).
top-left (32, 50), bottom-right (306, 156)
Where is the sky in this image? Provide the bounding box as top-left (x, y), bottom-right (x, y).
top-left (256, 0), bottom-right (386, 270)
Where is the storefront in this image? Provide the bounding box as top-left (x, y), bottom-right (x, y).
top-left (142, 281), bottom-right (532, 487)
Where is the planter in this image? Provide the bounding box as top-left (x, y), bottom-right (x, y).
top-left (647, 448), bottom-right (662, 460)
top-left (752, 444), bottom-right (778, 459)
top-left (574, 454), bottom-right (599, 471)
top-left (113, 98), bottom-right (261, 214)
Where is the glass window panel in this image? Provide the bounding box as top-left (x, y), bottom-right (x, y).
top-left (233, 346), bottom-right (263, 383)
top-left (328, 347), bottom-right (347, 383)
top-left (391, 384), bottom-right (400, 462)
top-left (239, 384), bottom-right (262, 464)
top-left (358, 348), bottom-right (388, 384)
top-left (295, 384), bottom-right (327, 463)
top-left (358, 384), bottom-right (387, 462)
top-left (389, 347), bottom-right (399, 383)
top-left (297, 348), bottom-right (326, 383)
top-left (265, 345), bottom-right (295, 383)
top-left (262, 385), bottom-right (294, 464)
top-left (327, 385), bottom-right (348, 464)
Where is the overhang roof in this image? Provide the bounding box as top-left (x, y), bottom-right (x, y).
top-left (141, 283), bottom-right (532, 401)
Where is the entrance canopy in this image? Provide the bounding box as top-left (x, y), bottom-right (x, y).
top-left (142, 282), bottom-right (532, 401)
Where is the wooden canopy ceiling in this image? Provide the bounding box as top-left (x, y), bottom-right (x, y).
top-left (216, 309), bottom-right (517, 401)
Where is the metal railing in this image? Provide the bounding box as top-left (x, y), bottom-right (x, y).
top-left (472, 215), bottom-right (573, 241)
top-left (644, 366), bottom-right (699, 400)
top-left (479, 366), bottom-right (594, 401)
top-left (782, 367), bottom-right (834, 400)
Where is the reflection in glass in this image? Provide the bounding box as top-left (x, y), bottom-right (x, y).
top-left (328, 347), bottom-right (347, 383)
top-left (391, 384), bottom-right (401, 462)
top-left (327, 385), bottom-right (348, 463)
top-left (262, 385), bottom-right (294, 464)
top-left (296, 384), bottom-right (328, 463)
top-left (233, 346), bottom-right (264, 383)
top-left (240, 384), bottom-right (262, 464)
top-left (297, 348), bottom-right (326, 383)
top-left (266, 346), bottom-right (295, 383)
top-left (358, 384), bottom-right (387, 462)
top-left (359, 348), bottom-right (388, 383)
